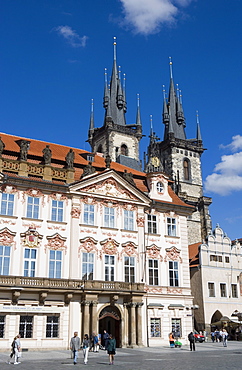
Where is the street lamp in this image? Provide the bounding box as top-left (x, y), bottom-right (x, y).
top-left (191, 305), bottom-right (199, 332)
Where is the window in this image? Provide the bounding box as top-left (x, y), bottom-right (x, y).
top-left (220, 283), bottom-right (227, 297)
top-left (231, 284), bottom-right (238, 298)
top-left (124, 210), bottom-right (134, 231)
top-left (105, 255), bottom-right (115, 281)
top-left (150, 318), bottom-right (161, 337)
top-left (169, 261), bottom-right (179, 287)
top-left (1, 193), bottom-right (14, 216)
top-left (121, 144), bottom-right (128, 156)
top-left (104, 207), bottom-right (115, 228)
top-left (82, 252), bottom-right (94, 280)
top-left (183, 159), bottom-right (190, 181)
top-left (208, 282), bottom-right (215, 297)
top-left (172, 318), bottom-right (181, 337)
top-left (19, 316), bottom-right (33, 338)
top-left (0, 245), bottom-right (11, 275)
top-left (225, 256), bottom-right (230, 263)
top-left (147, 214), bottom-right (157, 234)
top-left (124, 256), bottom-right (135, 283)
top-left (210, 255), bottom-right (222, 262)
top-left (24, 248), bottom-right (37, 277)
top-left (156, 182), bottom-right (164, 193)
top-left (46, 316), bottom-right (59, 338)
top-left (167, 217), bottom-right (176, 236)
top-left (51, 200), bottom-right (64, 222)
top-left (83, 204), bottom-right (94, 225)
top-left (49, 250), bottom-right (62, 279)
top-left (27, 196), bottom-right (39, 219)
top-left (0, 316), bottom-right (5, 338)
top-left (148, 259), bottom-right (159, 285)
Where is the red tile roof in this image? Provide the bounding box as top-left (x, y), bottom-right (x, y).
top-left (189, 242), bottom-right (202, 267)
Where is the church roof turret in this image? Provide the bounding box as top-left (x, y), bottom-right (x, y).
top-left (88, 99), bottom-right (94, 142)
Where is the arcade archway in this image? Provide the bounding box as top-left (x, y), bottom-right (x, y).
top-left (99, 305), bottom-right (121, 348)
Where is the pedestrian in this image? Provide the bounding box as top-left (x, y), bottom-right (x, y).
top-left (222, 328), bottom-right (228, 347)
top-left (103, 329), bottom-right (110, 350)
top-left (188, 331), bottom-right (195, 351)
top-left (211, 331), bottom-right (215, 343)
top-left (8, 336), bottom-right (17, 364)
top-left (106, 334), bottom-right (116, 365)
top-left (14, 334), bottom-right (21, 364)
top-left (93, 333), bottom-right (99, 352)
top-left (82, 334), bottom-right (90, 365)
top-left (70, 331), bottom-right (81, 365)
top-left (169, 332), bottom-right (175, 348)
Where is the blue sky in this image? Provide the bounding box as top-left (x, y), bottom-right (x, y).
top-left (1, 0), bottom-right (242, 240)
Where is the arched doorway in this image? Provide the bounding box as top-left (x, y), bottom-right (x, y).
top-left (211, 310), bottom-right (223, 328)
top-left (99, 305), bottom-right (121, 348)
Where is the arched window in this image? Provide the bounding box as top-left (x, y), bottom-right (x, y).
top-left (121, 144), bottom-right (128, 156)
top-left (183, 158), bottom-right (190, 181)
top-left (97, 145), bottom-right (103, 153)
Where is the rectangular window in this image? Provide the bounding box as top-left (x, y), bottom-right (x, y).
top-left (167, 217), bottom-right (176, 236)
top-left (49, 250), bottom-right (62, 279)
top-left (124, 210), bottom-right (134, 231)
top-left (0, 245), bottom-right (11, 275)
top-left (225, 256), bottom-right (230, 263)
top-left (208, 282), bottom-right (215, 297)
top-left (169, 261), bottom-right (179, 287)
top-left (220, 283), bottom-right (227, 297)
top-left (104, 207), bottom-right (115, 228)
top-left (1, 193), bottom-right (14, 216)
top-left (83, 204), bottom-right (94, 225)
top-left (172, 318), bottom-right (181, 338)
top-left (0, 316), bottom-right (5, 338)
top-left (51, 200), bottom-right (64, 222)
top-left (210, 255), bottom-right (223, 262)
top-left (124, 256), bottom-right (135, 283)
top-left (148, 259), bottom-right (159, 285)
top-left (82, 252), bottom-right (94, 280)
top-left (105, 255), bottom-right (115, 281)
top-left (231, 284), bottom-right (238, 298)
top-left (46, 316), bottom-right (59, 338)
top-left (150, 318), bottom-right (161, 337)
top-left (147, 214), bottom-right (157, 234)
top-left (19, 316), bottom-right (33, 338)
top-left (27, 196), bottom-right (39, 219)
top-left (24, 248), bottom-right (37, 277)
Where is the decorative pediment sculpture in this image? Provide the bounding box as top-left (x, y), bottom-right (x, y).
top-left (82, 179), bottom-right (136, 200)
top-left (146, 244), bottom-right (163, 261)
top-left (120, 241), bottom-right (139, 261)
top-left (0, 227), bottom-right (16, 247)
top-left (20, 227), bottom-right (43, 248)
top-left (45, 233), bottom-right (67, 253)
top-left (164, 246), bottom-right (182, 263)
top-left (100, 238), bottom-right (119, 257)
top-left (79, 236), bottom-right (98, 257)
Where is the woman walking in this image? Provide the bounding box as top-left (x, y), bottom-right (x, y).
top-left (107, 334), bottom-right (116, 365)
top-left (82, 334), bottom-right (90, 365)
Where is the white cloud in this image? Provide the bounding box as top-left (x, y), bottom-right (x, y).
top-left (54, 25), bottom-right (88, 48)
top-left (119, 0), bottom-right (192, 35)
top-left (205, 135), bottom-right (242, 196)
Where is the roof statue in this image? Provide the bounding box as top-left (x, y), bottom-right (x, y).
top-left (66, 149), bottom-right (75, 169)
top-left (42, 145), bottom-right (52, 165)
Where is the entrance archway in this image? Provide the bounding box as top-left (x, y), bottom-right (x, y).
top-left (99, 305), bottom-right (121, 348)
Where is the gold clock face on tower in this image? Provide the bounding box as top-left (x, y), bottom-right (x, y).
top-left (151, 156), bottom-right (160, 167)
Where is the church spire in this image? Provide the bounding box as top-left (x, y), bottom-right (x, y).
top-left (88, 99), bottom-right (94, 142)
top-left (196, 111), bottom-right (202, 141)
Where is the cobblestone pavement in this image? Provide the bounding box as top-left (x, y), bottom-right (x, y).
top-left (0, 342), bottom-right (242, 370)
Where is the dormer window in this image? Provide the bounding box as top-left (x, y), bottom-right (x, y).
top-left (156, 182), bottom-right (164, 193)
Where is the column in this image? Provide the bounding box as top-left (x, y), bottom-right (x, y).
top-left (82, 301), bottom-right (90, 336)
top-left (92, 301), bottom-right (98, 334)
top-left (130, 303), bottom-right (136, 347)
top-left (137, 303), bottom-right (143, 346)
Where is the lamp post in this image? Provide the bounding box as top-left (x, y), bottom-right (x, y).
top-left (191, 305), bottom-right (199, 332)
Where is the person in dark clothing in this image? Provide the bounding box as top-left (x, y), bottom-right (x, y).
top-left (188, 332), bottom-right (195, 351)
top-left (106, 334), bottom-right (116, 365)
top-left (103, 330), bottom-right (110, 350)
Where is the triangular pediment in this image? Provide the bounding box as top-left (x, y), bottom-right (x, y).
top-left (69, 170), bottom-right (149, 204)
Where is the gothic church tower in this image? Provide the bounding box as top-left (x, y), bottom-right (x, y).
top-left (145, 60), bottom-right (212, 244)
top-left (88, 38), bottom-right (142, 171)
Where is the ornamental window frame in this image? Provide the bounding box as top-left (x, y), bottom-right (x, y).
top-left (0, 192), bottom-right (14, 216)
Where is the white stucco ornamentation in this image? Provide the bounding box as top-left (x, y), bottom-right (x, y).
top-left (0, 227), bottom-right (16, 247)
top-left (82, 179), bottom-right (136, 200)
top-left (164, 246), bottom-right (182, 263)
top-left (45, 233), bottom-right (67, 253)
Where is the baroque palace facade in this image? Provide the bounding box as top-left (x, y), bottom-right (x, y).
top-left (0, 38), bottom-right (211, 349)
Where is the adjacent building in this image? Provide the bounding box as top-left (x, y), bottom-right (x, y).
top-left (189, 225), bottom-right (242, 337)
